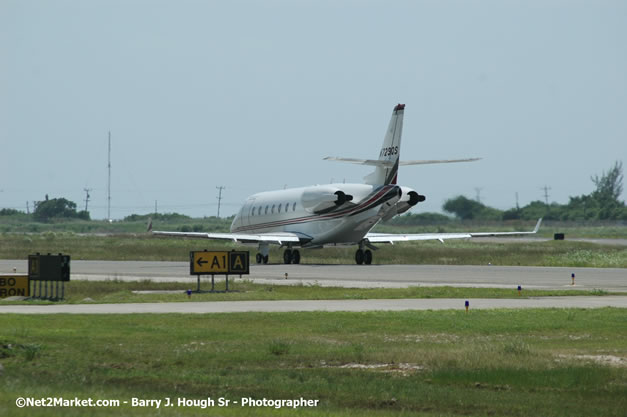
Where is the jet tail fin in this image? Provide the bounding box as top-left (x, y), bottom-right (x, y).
top-left (324, 104), bottom-right (481, 185)
top-left (324, 104), bottom-right (405, 186)
top-left (364, 103), bottom-right (405, 185)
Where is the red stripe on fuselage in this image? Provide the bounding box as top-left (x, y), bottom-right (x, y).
top-left (232, 185), bottom-right (394, 233)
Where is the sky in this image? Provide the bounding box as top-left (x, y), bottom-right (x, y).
top-left (1, 0), bottom-right (626, 220)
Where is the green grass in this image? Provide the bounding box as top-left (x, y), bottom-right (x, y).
top-left (1, 309), bottom-right (626, 416)
top-left (375, 219), bottom-right (627, 238)
top-left (1, 233), bottom-right (627, 267)
top-left (0, 280), bottom-right (618, 305)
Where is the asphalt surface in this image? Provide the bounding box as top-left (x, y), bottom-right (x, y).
top-left (2, 260), bottom-right (625, 314)
top-left (1, 260), bottom-right (625, 292)
top-left (2, 296), bottom-right (627, 314)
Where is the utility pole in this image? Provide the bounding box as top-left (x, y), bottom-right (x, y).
top-left (154, 200), bottom-right (158, 214)
top-left (26, 201), bottom-right (30, 214)
top-left (474, 187), bottom-right (483, 204)
top-left (540, 185), bottom-right (551, 205)
top-left (216, 186), bottom-right (225, 218)
top-left (83, 188), bottom-right (92, 212)
top-left (107, 131), bottom-right (112, 222)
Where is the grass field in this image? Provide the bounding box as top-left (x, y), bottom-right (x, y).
top-left (1, 216), bottom-right (626, 239)
top-left (0, 280), bottom-right (615, 305)
top-left (1, 309), bottom-right (626, 416)
top-left (1, 232), bottom-right (627, 267)
top-left (1, 227), bottom-right (625, 416)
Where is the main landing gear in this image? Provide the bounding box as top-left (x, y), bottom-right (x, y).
top-left (283, 249), bottom-right (301, 264)
top-left (255, 249), bottom-right (301, 264)
top-left (255, 253), bottom-right (269, 264)
top-left (355, 249), bottom-right (373, 265)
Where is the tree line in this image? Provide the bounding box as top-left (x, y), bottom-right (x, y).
top-left (441, 161), bottom-right (626, 222)
top-left (2, 162), bottom-right (624, 223)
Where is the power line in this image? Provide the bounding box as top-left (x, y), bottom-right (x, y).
top-left (474, 187), bottom-right (483, 204)
top-left (540, 185), bottom-right (551, 205)
top-left (107, 131), bottom-right (112, 221)
top-left (216, 186), bottom-right (225, 218)
top-left (83, 188), bottom-right (92, 212)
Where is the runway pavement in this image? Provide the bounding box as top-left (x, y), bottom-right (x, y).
top-left (2, 260), bottom-right (625, 314)
top-left (1, 260), bottom-right (625, 292)
top-left (2, 296), bottom-right (627, 314)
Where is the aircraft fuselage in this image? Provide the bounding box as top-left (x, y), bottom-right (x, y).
top-left (231, 183), bottom-right (403, 247)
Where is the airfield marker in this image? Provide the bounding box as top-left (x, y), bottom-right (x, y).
top-left (571, 273), bottom-right (575, 286)
top-left (518, 285), bottom-right (522, 296)
top-left (465, 300), bottom-right (469, 313)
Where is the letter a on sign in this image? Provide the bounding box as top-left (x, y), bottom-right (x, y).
top-left (229, 251), bottom-right (249, 274)
top-left (233, 256), bottom-right (243, 270)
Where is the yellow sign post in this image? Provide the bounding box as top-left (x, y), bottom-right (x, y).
top-left (190, 251), bottom-right (230, 274)
top-left (189, 250), bottom-right (249, 292)
top-left (0, 275), bottom-right (30, 298)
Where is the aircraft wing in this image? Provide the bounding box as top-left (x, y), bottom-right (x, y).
top-left (366, 218), bottom-right (542, 244)
top-left (152, 231), bottom-right (302, 245)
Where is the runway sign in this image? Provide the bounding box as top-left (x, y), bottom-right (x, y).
top-left (190, 251), bottom-right (249, 275)
top-left (28, 254), bottom-right (70, 281)
top-left (0, 275), bottom-right (29, 298)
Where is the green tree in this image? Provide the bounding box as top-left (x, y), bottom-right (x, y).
top-left (33, 197), bottom-right (88, 222)
top-left (590, 161), bottom-right (624, 220)
top-left (443, 195), bottom-right (503, 220)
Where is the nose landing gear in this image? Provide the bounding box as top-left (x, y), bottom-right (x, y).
top-left (256, 253), bottom-right (269, 264)
top-left (283, 249), bottom-right (301, 264)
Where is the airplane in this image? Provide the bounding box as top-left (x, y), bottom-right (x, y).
top-left (153, 104), bottom-right (542, 265)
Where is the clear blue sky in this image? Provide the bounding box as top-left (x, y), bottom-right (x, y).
top-left (2, 0), bottom-right (626, 219)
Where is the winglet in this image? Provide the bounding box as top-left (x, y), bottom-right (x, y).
top-left (533, 218), bottom-right (543, 233)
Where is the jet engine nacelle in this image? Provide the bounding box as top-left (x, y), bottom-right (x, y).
top-left (381, 186), bottom-right (425, 220)
top-left (301, 186), bottom-right (353, 214)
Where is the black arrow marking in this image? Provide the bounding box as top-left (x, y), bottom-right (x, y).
top-left (196, 257), bottom-right (208, 267)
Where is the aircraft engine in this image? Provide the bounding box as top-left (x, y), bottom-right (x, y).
top-left (381, 186), bottom-right (425, 220)
top-left (302, 187), bottom-right (353, 213)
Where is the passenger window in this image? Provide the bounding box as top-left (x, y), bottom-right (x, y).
top-left (292, 202), bottom-right (296, 211)
top-left (271, 204), bottom-right (275, 213)
top-left (285, 203), bottom-right (289, 213)
top-left (278, 204), bottom-right (282, 213)
top-left (265, 205), bottom-right (269, 215)
top-left (252, 207), bottom-right (255, 216)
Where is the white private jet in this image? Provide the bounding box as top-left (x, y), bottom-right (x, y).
top-left (153, 104), bottom-right (541, 265)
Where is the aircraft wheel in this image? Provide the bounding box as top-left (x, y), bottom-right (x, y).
top-left (364, 249), bottom-right (372, 265)
top-left (256, 253), bottom-right (262, 264)
top-left (263, 255), bottom-right (269, 264)
top-left (292, 249), bottom-right (301, 264)
top-left (355, 249), bottom-right (365, 265)
top-left (283, 249), bottom-right (292, 264)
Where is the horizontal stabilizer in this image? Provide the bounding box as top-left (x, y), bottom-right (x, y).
top-left (324, 156), bottom-right (481, 167)
top-left (323, 156), bottom-right (392, 166)
top-left (399, 157), bottom-right (481, 166)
